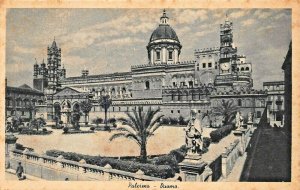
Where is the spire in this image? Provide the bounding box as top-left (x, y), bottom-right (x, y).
top-left (51, 37), bottom-right (57, 49)
top-left (225, 12), bottom-right (229, 22)
top-left (160, 9), bottom-right (169, 25)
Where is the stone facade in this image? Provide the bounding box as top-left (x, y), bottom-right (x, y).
top-left (29, 10), bottom-right (276, 124)
top-left (263, 81), bottom-right (285, 127)
top-left (5, 82), bottom-right (45, 120)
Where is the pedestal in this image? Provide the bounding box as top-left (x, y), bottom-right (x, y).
top-left (5, 133), bottom-right (18, 168)
top-left (247, 122), bottom-right (254, 135)
top-left (233, 129), bottom-right (246, 155)
top-left (178, 154), bottom-right (211, 182)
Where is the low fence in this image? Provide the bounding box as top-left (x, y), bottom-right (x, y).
top-left (9, 149), bottom-right (162, 181)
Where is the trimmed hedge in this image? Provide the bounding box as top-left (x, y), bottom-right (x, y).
top-left (18, 128), bottom-right (53, 135)
top-left (45, 138), bottom-right (212, 179)
top-left (160, 116), bottom-right (189, 126)
top-left (210, 124), bottom-right (234, 142)
top-left (45, 150), bottom-right (174, 179)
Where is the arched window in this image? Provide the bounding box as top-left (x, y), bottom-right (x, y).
top-left (232, 66), bottom-right (235, 71)
top-left (171, 93), bottom-right (175, 101)
top-left (245, 67), bottom-right (249, 71)
top-left (168, 51), bottom-right (173, 60)
top-left (241, 67), bottom-right (245, 71)
top-left (156, 51), bottom-right (160, 60)
top-left (238, 99), bottom-right (242, 106)
top-left (178, 93), bottom-right (182, 101)
top-left (237, 68), bottom-right (239, 71)
top-left (145, 81), bottom-right (150, 90)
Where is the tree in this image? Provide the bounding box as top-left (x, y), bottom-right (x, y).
top-left (99, 95), bottom-right (112, 130)
top-left (92, 117), bottom-right (103, 127)
top-left (25, 102), bottom-right (36, 121)
top-left (109, 106), bottom-right (164, 163)
top-left (71, 112), bottom-right (81, 130)
top-left (212, 99), bottom-right (238, 125)
top-left (30, 117), bottom-right (46, 131)
top-left (80, 100), bottom-right (93, 125)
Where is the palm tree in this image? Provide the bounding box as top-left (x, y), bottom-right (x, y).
top-left (99, 95), bottom-right (112, 130)
top-left (109, 106), bottom-right (164, 163)
top-left (212, 99), bottom-right (238, 125)
top-left (80, 100), bottom-right (93, 125)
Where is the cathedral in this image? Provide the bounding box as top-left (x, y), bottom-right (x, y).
top-left (31, 10), bottom-right (279, 127)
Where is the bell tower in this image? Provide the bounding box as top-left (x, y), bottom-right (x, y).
top-left (46, 38), bottom-right (62, 94)
top-left (219, 15), bottom-right (237, 75)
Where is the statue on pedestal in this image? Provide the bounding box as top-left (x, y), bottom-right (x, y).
top-left (185, 109), bottom-right (203, 156)
top-left (235, 111), bottom-right (244, 130)
top-left (248, 112), bottom-right (253, 123)
top-left (61, 102), bottom-right (71, 125)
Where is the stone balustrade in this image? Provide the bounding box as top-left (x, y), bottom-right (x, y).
top-left (221, 139), bottom-right (240, 178)
top-left (9, 149), bottom-right (162, 181)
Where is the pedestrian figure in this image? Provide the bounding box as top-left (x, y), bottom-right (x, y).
top-left (16, 162), bottom-right (25, 180)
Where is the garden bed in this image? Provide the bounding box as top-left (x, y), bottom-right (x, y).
top-left (62, 130), bottom-right (95, 134)
top-left (18, 128), bottom-right (53, 135)
top-left (45, 138), bottom-right (211, 179)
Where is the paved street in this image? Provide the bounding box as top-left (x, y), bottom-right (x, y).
top-left (240, 123), bottom-right (291, 182)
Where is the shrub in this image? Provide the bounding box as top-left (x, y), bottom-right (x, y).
top-left (203, 137), bottom-right (211, 149)
top-left (108, 118), bottom-right (116, 123)
top-left (160, 117), bottom-right (170, 125)
top-left (16, 143), bottom-right (34, 151)
top-left (169, 117), bottom-right (178, 125)
top-left (210, 124), bottom-right (234, 142)
top-left (178, 116), bottom-right (188, 125)
top-left (63, 127), bottom-right (69, 133)
top-left (90, 127), bottom-right (95, 131)
top-left (152, 155), bottom-right (179, 172)
top-left (42, 128), bottom-right (47, 132)
top-left (92, 117), bottom-right (103, 126)
top-left (45, 150), bottom-right (175, 179)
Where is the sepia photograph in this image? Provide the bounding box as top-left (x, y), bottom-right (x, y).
top-left (1, 2), bottom-right (298, 190)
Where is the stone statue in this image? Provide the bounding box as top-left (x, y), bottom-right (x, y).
top-left (235, 111), bottom-right (244, 129)
top-left (235, 111), bottom-right (241, 129)
top-left (248, 112), bottom-right (253, 123)
top-left (185, 109), bottom-right (203, 155)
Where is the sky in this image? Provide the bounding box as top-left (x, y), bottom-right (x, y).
top-left (6, 9), bottom-right (291, 89)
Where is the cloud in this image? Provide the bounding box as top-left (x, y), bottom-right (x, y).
top-left (101, 37), bottom-right (144, 46)
top-left (230, 10), bottom-right (248, 19)
top-left (241, 19), bottom-right (255, 26)
top-left (253, 10), bottom-right (273, 19)
top-left (194, 30), bottom-right (210, 37)
top-left (175, 10), bottom-right (208, 24)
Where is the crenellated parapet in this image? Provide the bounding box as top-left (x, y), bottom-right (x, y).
top-left (194, 47), bottom-right (220, 54)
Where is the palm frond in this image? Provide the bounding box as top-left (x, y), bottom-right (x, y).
top-left (147, 114), bottom-right (164, 133)
top-left (109, 133), bottom-right (126, 141)
top-left (115, 126), bottom-right (138, 135)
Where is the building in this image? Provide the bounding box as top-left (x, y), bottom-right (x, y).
top-left (282, 42), bottom-right (292, 132)
top-left (31, 10), bottom-right (271, 125)
top-left (5, 81), bottom-right (45, 120)
top-left (263, 81), bottom-right (285, 127)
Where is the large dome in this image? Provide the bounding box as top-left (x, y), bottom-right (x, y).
top-left (149, 24), bottom-right (180, 43)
